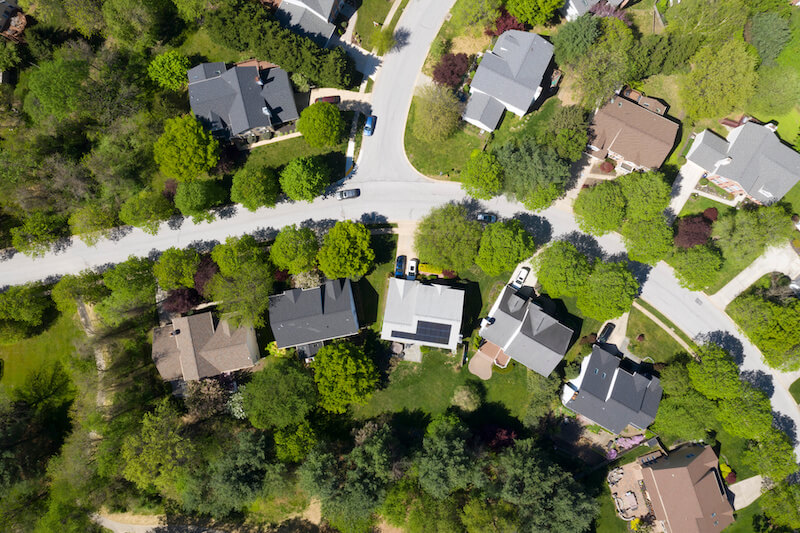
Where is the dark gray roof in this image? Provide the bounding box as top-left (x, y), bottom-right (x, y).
top-left (470, 30), bottom-right (553, 113)
top-left (565, 0), bottom-right (624, 17)
top-left (480, 286), bottom-right (572, 376)
top-left (188, 63), bottom-right (299, 140)
top-left (275, 0), bottom-right (336, 47)
top-left (268, 279), bottom-right (359, 348)
top-left (687, 123), bottom-right (800, 203)
top-left (566, 345), bottom-right (662, 434)
top-left (463, 91), bottom-right (506, 131)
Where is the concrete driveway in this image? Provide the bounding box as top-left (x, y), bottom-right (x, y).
top-left (709, 243), bottom-right (800, 308)
top-left (667, 160), bottom-right (706, 221)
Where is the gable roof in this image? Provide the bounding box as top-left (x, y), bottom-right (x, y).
top-left (480, 286), bottom-right (573, 376)
top-left (380, 278), bottom-right (465, 350)
top-left (188, 63), bottom-right (299, 139)
top-left (565, 345), bottom-right (662, 433)
top-left (275, 0), bottom-right (336, 47)
top-left (589, 94), bottom-right (679, 169)
top-left (151, 312), bottom-right (258, 382)
top-left (463, 91), bottom-right (506, 132)
top-left (268, 279), bottom-right (359, 348)
top-left (565, 0), bottom-right (625, 17)
top-left (470, 30), bottom-right (553, 113)
top-left (687, 122), bottom-right (800, 203)
top-left (641, 445), bottom-right (735, 533)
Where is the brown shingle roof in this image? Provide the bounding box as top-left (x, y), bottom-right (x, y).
top-left (151, 312), bottom-right (258, 382)
top-left (589, 95), bottom-right (679, 169)
top-left (641, 445), bottom-right (735, 533)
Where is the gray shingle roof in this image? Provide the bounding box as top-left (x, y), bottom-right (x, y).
top-left (275, 0), bottom-right (336, 47)
top-left (566, 345), bottom-right (662, 434)
top-left (687, 122), bottom-right (800, 203)
top-left (469, 30), bottom-right (553, 113)
top-left (188, 63), bottom-right (299, 140)
top-left (480, 286), bottom-right (572, 376)
top-left (463, 91), bottom-right (506, 131)
top-left (565, 0), bottom-right (624, 17)
top-left (268, 279), bottom-right (360, 348)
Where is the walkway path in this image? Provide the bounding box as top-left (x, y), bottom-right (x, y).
top-left (666, 160), bottom-right (705, 221)
top-left (709, 243), bottom-right (800, 308)
top-left (632, 301), bottom-right (696, 356)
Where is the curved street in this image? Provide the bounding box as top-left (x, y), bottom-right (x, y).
top-left (1, 0), bottom-right (799, 459)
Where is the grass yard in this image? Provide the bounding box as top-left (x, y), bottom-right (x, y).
top-left (790, 377), bottom-right (800, 404)
top-left (383, 0), bottom-right (410, 36)
top-left (777, 10), bottom-right (800, 74)
top-left (354, 0), bottom-right (394, 51)
top-left (724, 499), bottom-right (764, 533)
top-left (404, 98), bottom-right (483, 178)
top-left (179, 28), bottom-right (252, 64)
top-left (780, 177), bottom-right (800, 217)
top-left (245, 480), bottom-right (309, 526)
top-left (245, 136), bottom-right (347, 174)
top-left (625, 307), bottom-right (686, 363)
top-left (353, 350), bottom-right (530, 420)
top-left (634, 300), bottom-right (697, 351)
top-left (707, 248), bottom-right (766, 295)
top-left (359, 234), bottom-right (397, 332)
top-left (487, 98), bottom-right (560, 150)
top-left (716, 426), bottom-right (756, 479)
top-left (0, 313), bottom-right (85, 390)
top-left (560, 296), bottom-right (602, 363)
top-left (678, 195), bottom-right (736, 218)
top-left (593, 484), bottom-right (629, 533)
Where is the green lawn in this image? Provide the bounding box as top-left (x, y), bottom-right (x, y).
top-left (707, 248), bottom-right (766, 295)
top-left (625, 307), bottom-right (686, 363)
top-left (561, 296), bottom-right (602, 363)
top-left (245, 136), bottom-right (347, 175)
top-left (179, 28), bottom-right (252, 64)
top-left (593, 484), bottom-right (629, 533)
top-left (360, 234), bottom-right (397, 332)
top-left (781, 179), bottom-right (800, 217)
top-left (354, 0), bottom-right (394, 51)
top-left (716, 426), bottom-right (756, 479)
top-left (486, 98), bottom-right (560, 150)
top-left (678, 195), bottom-right (736, 218)
top-left (723, 499), bottom-right (763, 533)
top-left (353, 350), bottom-right (529, 420)
top-left (777, 10), bottom-right (800, 74)
top-left (0, 313), bottom-right (85, 390)
top-left (634, 300), bottom-right (697, 351)
top-left (245, 479), bottom-right (309, 526)
top-left (404, 98), bottom-right (483, 178)
top-left (790, 377), bottom-right (800, 404)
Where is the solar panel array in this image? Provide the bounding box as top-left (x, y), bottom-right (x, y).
top-left (391, 320), bottom-right (452, 345)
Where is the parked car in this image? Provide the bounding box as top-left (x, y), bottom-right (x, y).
top-left (477, 213), bottom-right (497, 223)
top-left (407, 258), bottom-right (419, 280)
top-left (511, 266), bottom-right (530, 288)
top-left (363, 115), bottom-right (377, 136)
top-left (395, 255), bottom-right (406, 278)
top-left (597, 323), bottom-right (616, 343)
top-left (335, 188), bottom-right (360, 200)
top-left (315, 95), bottom-right (341, 104)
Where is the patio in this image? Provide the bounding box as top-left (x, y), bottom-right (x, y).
top-left (606, 451), bottom-right (664, 530)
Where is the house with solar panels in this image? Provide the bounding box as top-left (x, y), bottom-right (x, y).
top-left (187, 60), bottom-right (299, 144)
top-left (380, 278), bottom-right (465, 352)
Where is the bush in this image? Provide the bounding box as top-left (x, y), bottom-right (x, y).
top-left (750, 12), bottom-right (791, 65)
top-left (147, 51), bottom-right (190, 91)
top-left (432, 53), bottom-right (470, 89)
top-left (412, 85), bottom-right (462, 141)
top-left (675, 215), bottom-right (712, 248)
top-left (485, 8), bottom-right (525, 36)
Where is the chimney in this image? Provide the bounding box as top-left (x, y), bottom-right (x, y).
top-left (255, 74), bottom-right (263, 86)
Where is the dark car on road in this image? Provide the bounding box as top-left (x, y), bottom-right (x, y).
top-left (395, 255), bottom-right (406, 278)
top-left (315, 95), bottom-right (341, 104)
top-left (477, 213), bottom-right (497, 223)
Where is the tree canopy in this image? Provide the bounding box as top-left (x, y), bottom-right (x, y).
top-left (749, 11), bottom-right (791, 65)
top-left (279, 156), bottom-right (328, 202)
top-left (270, 225), bottom-right (319, 275)
top-left (412, 85), bottom-right (462, 141)
top-left (296, 102), bottom-right (345, 148)
top-left (153, 115), bottom-right (220, 182)
top-left (460, 149), bottom-right (504, 200)
top-left (669, 245), bottom-right (723, 291)
top-left (230, 166), bottom-right (280, 211)
top-left (553, 14), bottom-right (600, 66)
top-left (415, 204), bottom-right (484, 272)
top-left (505, 0), bottom-right (562, 26)
top-left (475, 220), bottom-right (535, 276)
top-left (242, 359), bottom-right (318, 429)
top-left (211, 235), bottom-right (267, 277)
top-left (576, 262), bottom-right (639, 321)
top-left (728, 294), bottom-right (800, 371)
top-left (174, 180), bottom-right (227, 222)
top-left (153, 247), bottom-right (200, 291)
top-left (417, 414), bottom-right (475, 499)
top-left (312, 342), bottom-right (379, 413)
top-left (147, 51), bottom-right (190, 91)
top-left (573, 181), bottom-right (626, 235)
top-left (687, 344), bottom-right (742, 401)
top-left (621, 217), bottom-right (673, 265)
top-left (317, 221), bottom-right (375, 279)
top-left (497, 138), bottom-right (571, 211)
top-left (534, 241), bottom-right (593, 298)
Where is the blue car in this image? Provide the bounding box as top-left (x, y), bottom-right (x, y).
top-left (394, 255), bottom-right (406, 278)
top-left (363, 115), bottom-right (376, 136)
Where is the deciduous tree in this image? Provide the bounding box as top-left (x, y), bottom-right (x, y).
top-left (270, 224), bottom-right (319, 274)
top-left (418, 414), bottom-right (475, 499)
top-left (715, 383), bottom-right (773, 440)
top-left (534, 241), bottom-right (593, 298)
top-left (274, 420), bottom-right (318, 463)
top-left (669, 244), bottom-right (723, 291)
top-left (415, 204), bottom-right (483, 272)
top-left (10, 212), bottom-right (67, 258)
top-left (279, 156), bottom-right (328, 202)
top-left (433, 53), bottom-right (470, 89)
top-left (312, 342), bottom-right (378, 413)
top-left (576, 262), bottom-right (638, 321)
top-left (727, 294), bottom-right (800, 371)
top-left (460, 149), bottom-right (504, 199)
top-left (572, 18), bottom-right (633, 108)
top-left (317, 221), bottom-right (374, 279)
top-left (741, 429), bottom-right (799, 482)
top-left (147, 50), bottom-right (190, 91)
top-left (750, 12), bottom-right (790, 65)
top-left (153, 115), bottom-right (220, 182)
top-left (475, 220), bottom-right (535, 275)
top-left (761, 482), bottom-right (800, 529)
top-left (675, 215), bottom-right (712, 248)
top-left (553, 14), bottom-right (600, 66)
top-left (412, 85), bottom-right (462, 141)
top-left (450, 0), bottom-right (502, 32)
top-left (573, 181), bottom-right (625, 235)
top-left (621, 217), bottom-right (673, 265)
top-left (102, 0), bottom-right (169, 51)
top-left (230, 166), bottom-right (280, 211)
top-left (211, 235), bottom-right (266, 276)
top-left (119, 188), bottom-right (174, 235)
top-left (496, 137), bottom-right (571, 210)
top-left (174, 180), bottom-right (226, 222)
top-left (153, 247), bottom-right (200, 290)
top-left (687, 344), bottom-right (741, 400)
top-left (618, 171), bottom-right (671, 222)
top-left (296, 102), bottom-right (345, 148)
top-left (24, 57), bottom-right (88, 122)
top-left (242, 359), bottom-right (317, 429)
top-left (505, 0), bottom-right (562, 26)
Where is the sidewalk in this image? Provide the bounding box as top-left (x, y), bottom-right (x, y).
top-left (708, 243), bottom-right (800, 308)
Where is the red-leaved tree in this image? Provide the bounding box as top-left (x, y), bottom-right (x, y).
top-left (674, 215), bottom-right (712, 248)
top-left (485, 8), bottom-right (525, 37)
top-left (193, 255), bottom-right (219, 298)
top-left (162, 288), bottom-right (202, 314)
top-left (703, 207), bottom-right (719, 222)
top-left (433, 53), bottom-right (470, 89)
top-left (589, 0), bottom-right (632, 26)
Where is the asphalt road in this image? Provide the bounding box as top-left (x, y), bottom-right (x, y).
top-left (1, 0), bottom-right (799, 460)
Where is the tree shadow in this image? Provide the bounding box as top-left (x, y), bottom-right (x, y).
top-left (167, 215), bottom-right (185, 231)
top-left (187, 240), bottom-right (220, 254)
top-left (740, 369), bottom-right (774, 398)
top-left (391, 27), bottom-right (411, 52)
top-left (560, 231), bottom-right (605, 262)
top-left (512, 212), bottom-right (553, 246)
top-left (251, 227), bottom-right (279, 243)
top-left (359, 212), bottom-right (388, 225)
top-left (695, 331), bottom-right (745, 365)
top-left (389, 408), bottom-right (432, 452)
top-left (299, 218), bottom-right (338, 238)
top-left (0, 247), bottom-right (16, 262)
top-left (108, 225), bottom-right (134, 242)
top-left (215, 204), bottom-right (238, 220)
top-left (50, 236), bottom-right (73, 255)
top-left (533, 293), bottom-right (583, 352)
top-left (459, 280), bottom-right (482, 336)
top-left (370, 233), bottom-right (397, 266)
top-left (772, 412), bottom-right (797, 445)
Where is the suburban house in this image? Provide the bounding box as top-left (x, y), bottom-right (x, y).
top-left (0, 0), bottom-right (25, 43)
top-left (561, 0), bottom-right (630, 21)
top-left (152, 312), bottom-right (260, 384)
top-left (188, 60), bottom-right (299, 143)
top-left (275, 0), bottom-right (342, 47)
top-left (268, 278), bottom-right (360, 356)
top-left (562, 345), bottom-right (662, 434)
top-left (380, 278), bottom-right (465, 352)
top-left (587, 88), bottom-right (680, 172)
top-left (641, 445), bottom-right (735, 533)
top-left (686, 119), bottom-right (800, 204)
top-left (474, 285), bottom-right (573, 378)
top-left (463, 30), bottom-right (554, 132)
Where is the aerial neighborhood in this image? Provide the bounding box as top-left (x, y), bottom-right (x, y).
top-left (2, 0), bottom-right (800, 532)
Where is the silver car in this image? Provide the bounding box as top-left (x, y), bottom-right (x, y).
top-left (335, 189), bottom-right (360, 200)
